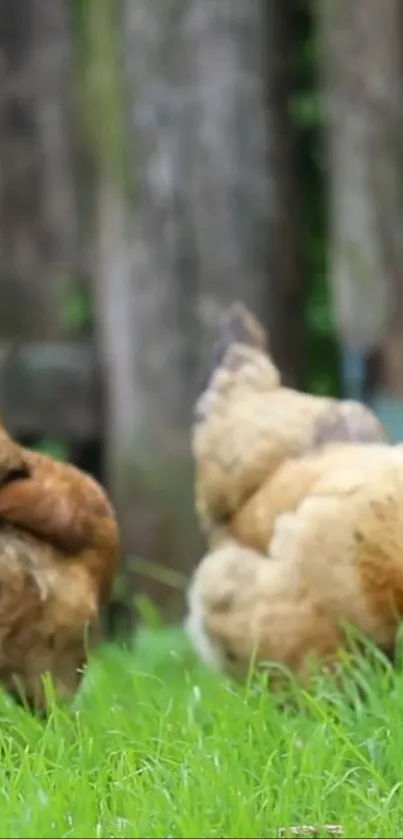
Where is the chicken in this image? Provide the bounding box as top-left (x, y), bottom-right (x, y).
top-left (185, 302), bottom-right (403, 688)
top-left (0, 424), bottom-right (119, 714)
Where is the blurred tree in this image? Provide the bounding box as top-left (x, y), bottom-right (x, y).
top-left (0, 0), bottom-right (79, 338)
top-left (76, 0), bottom-right (200, 617)
top-left (74, 0), bottom-right (135, 503)
top-left (317, 0), bottom-right (403, 431)
top-left (76, 0), bottom-right (306, 616)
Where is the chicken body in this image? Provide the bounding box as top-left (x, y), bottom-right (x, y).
top-left (0, 430), bottom-right (119, 713)
top-left (186, 303), bottom-right (403, 686)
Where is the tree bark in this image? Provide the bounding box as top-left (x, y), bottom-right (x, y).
top-left (117, 0), bottom-right (200, 613)
top-left (76, 0), bottom-right (198, 616)
top-left (0, 0), bottom-right (78, 339)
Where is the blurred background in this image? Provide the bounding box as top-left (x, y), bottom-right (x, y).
top-left (0, 0), bottom-right (402, 638)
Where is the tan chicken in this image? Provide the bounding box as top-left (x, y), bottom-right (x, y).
top-left (0, 425), bottom-right (119, 714)
top-left (185, 303), bottom-right (403, 687)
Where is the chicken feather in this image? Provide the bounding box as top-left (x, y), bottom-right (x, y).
top-left (0, 425), bottom-right (119, 713)
top-left (186, 303), bottom-right (403, 688)
top-left (193, 303), bottom-right (385, 543)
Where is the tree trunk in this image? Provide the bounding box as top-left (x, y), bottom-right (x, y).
top-left (317, 0), bottom-right (403, 415)
top-left (89, 0), bottom-right (305, 616)
top-left (0, 0), bottom-right (78, 339)
top-left (76, 0), bottom-right (198, 617)
top-left (117, 0), bottom-right (201, 614)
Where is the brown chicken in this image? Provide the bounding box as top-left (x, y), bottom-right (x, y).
top-left (185, 303), bottom-right (403, 687)
top-left (0, 425), bottom-right (119, 714)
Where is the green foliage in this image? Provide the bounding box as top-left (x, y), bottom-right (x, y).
top-left (292, 1), bottom-right (341, 397)
top-left (30, 438), bottom-right (69, 462)
top-left (134, 593), bottom-right (165, 630)
top-left (1, 627), bottom-right (403, 836)
top-left (61, 282), bottom-right (93, 333)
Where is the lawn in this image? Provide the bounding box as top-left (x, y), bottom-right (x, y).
top-left (0, 626), bottom-right (403, 838)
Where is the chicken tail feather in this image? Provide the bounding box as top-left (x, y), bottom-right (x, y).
top-left (213, 302), bottom-right (267, 362)
top-left (195, 303), bottom-right (279, 423)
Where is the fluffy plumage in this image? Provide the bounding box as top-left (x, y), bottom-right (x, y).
top-left (186, 303), bottom-right (403, 688)
top-left (0, 427), bottom-right (119, 713)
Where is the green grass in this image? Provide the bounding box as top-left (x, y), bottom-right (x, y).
top-left (0, 628), bottom-right (403, 837)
